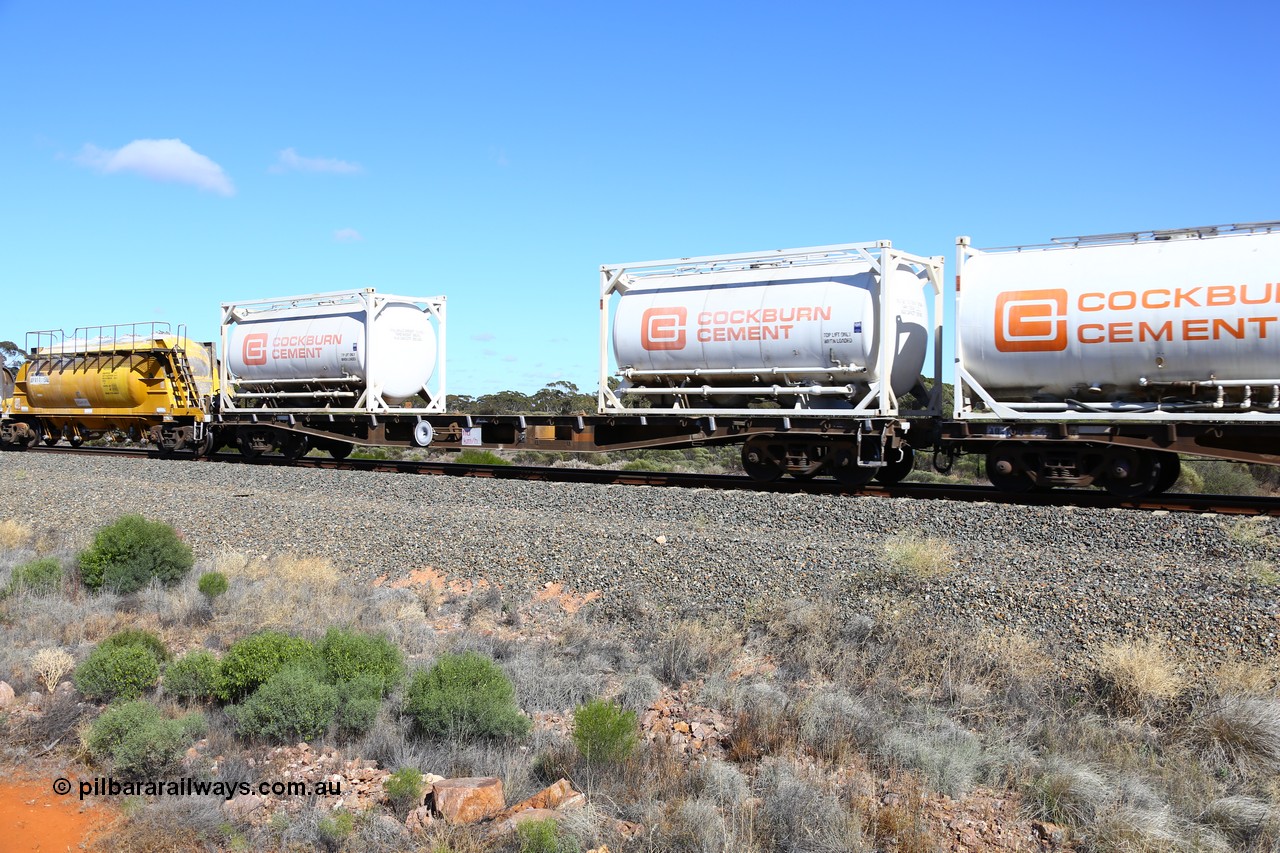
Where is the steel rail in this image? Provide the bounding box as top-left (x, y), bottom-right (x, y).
top-left (16, 444), bottom-right (1280, 516)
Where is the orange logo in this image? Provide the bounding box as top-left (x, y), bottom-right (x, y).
top-left (242, 333), bottom-right (268, 365)
top-left (994, 289), bottom-right (1068, 352)
top-left (641, 307), bottom-right (687, 351)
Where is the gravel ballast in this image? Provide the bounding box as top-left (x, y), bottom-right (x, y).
top-left (2, 453), bottom-right (1277, 666)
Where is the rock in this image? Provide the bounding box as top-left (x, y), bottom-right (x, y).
top-left (493, 807), bottom-right (559, 834)
top-left (496, 778), bottom-right (579, 819)
top-left (1032, 819), bottom-right (1066, 846)
top-left (0, 681), bottom-right (14, 708)
top-left (433, 776), bottom-right (505, 824)
top-left (223, 794), bottom-right (264, 821)
top-left (406, 805), bottom-right (435, 832)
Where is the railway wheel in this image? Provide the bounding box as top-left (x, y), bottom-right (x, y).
top-left (741, 437), bottom-right (784, 483)
top-left (1103, 448), bottom-right (1163, 498)
top-left (985, 444), bottom-right (1035, 493)
top-left (280, 433), bottom-right (310, 460)
top-left (43, 436), bottom-right (58, 447)
top-left (328, 442), bottom-right (353, 461)
top-left (1152, 452), bottom-right (1182, 494)
top-left (68, 436), bottom-right (84, 448)
top-left (830, 445), bottom-right (877, 488)
top-left (875, 445), bottom-right (915, 485)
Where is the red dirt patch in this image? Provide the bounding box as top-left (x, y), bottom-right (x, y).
top-left (0, 776), bottom-right (113, 851)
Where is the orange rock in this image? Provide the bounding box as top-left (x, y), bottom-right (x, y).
top-left (433, 777), bottom-right (505, 824)
top-left (496, 778), bottom-right (578, 819)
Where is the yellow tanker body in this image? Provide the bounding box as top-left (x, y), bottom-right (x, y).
top-left (0, 323), bottom-right (218, 455)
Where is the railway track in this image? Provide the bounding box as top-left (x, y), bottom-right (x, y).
top-left (17, 444), bottom-right (1280, 516)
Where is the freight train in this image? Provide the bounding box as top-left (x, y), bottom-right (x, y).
top-left (2, 221), bottom-right (1278, 499)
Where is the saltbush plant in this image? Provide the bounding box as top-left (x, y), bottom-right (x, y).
top-left (229, 665), bottom-right (338, 742)
top-left (165, 650), bottom-right (221, 703)
top-left (572, 698), bottom-right (639, 767)
top-left (86, 700), bottom-right (201, 776)
top-left (404, 651), bottom-right (531, 740)
top-left (334, 673), bottom-right (383, 738)
top-left (216, 630), bottom-right (319, 702)
top-left (78, 515), bottom-right (194, 594)
top-left (99, 628), bottom-right (169, 663)
top-left (197, 571), bottom-right (229, 606)
top-left (74, 644), bottom-right (160, 701)
top-left (5, 557), bottom-right (62, 596)
top-left (317, 627), bottom-right (404, 694)
top-left (382, 767), bottom-right (424, 818)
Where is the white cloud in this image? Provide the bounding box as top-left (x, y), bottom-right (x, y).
top-left (334, 228), bottom-right (363, 243)
top-left (502, 355), bottom-right (517, 363)
top-left (75, 138), bottom-right (234, 196)
top-left (272, 147), bottom-right (363, 174)
top-left (470, 332), bottom-right (495, 342)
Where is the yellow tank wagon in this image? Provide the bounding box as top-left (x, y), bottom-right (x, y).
top-left (0, 323), bottom-right (218, 456)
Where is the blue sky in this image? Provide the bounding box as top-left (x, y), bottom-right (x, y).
top-left (2, 1), bottom-right (1277, 395)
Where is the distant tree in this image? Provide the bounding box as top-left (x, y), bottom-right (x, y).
top-left (0, 341), bottom-right (26, 369)
top-left (474, 390), bottom-right (533, 415)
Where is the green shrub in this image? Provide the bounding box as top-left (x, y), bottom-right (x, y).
top-left (216, 631), bottom-right (318, 702)
top-left (99, 628), bottom-right (169, 663)
top-left (317, 809), bottom-right (355, 846)
top-left (517, 817), bottom-right (573, 853)
top-left (74, 644), bottom-right (160, 700)
top-left (572, 699), bottom-right (638, 767)
top-left (165, 650), bottom-right (221, 703)
top-left (78, 514), bottom-right (194, 593)
top-left (197, 571), bottom-right (229, 604)
top-left (6, 557), bottom-right (62, 595)
top-left (334, 674), bottom-right (382, 738)
top-left (404, 651), bottom-right (531, 740)
top-left (87, 700), bottom-right (198, 776)
top-left (455, 449), bottom-right (511, 466)
top-left (383, 767), bottom-right (424, 818)
top-left (317, 628), bottom-right (404, 694)
top-left (229, 665), bottom-right (338, 742)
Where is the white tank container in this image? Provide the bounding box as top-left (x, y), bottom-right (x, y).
top-left (958, 229), bottom-right (1280, 399)
top-left (613, 258), bottom-right (929, 397)
top-left (225, 293), bottom-right (438, 405)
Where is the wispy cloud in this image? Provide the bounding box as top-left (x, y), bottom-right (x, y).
top-left (74, 138), bottom-right (234, 196)
top-left (271, 147), bottom-right (363, 174)
top-left (470, 332), bottom-right (495, 342)
top-left (502, 355), bottom-right (517, 363)
top-left (334, 228), bottom-right (363, 242)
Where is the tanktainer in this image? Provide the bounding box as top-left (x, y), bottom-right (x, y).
top-left (217, 289), bottom-right (446, 458)
top-left (956, 222), bottom-right (1280, 418)
top-left (601, 241), bottom-right (943, 417)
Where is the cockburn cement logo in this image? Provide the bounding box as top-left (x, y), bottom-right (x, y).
top-left (639, 305), bottom-right (833, 351)
top-left (993, 284), bottom-right (1280, 353)
top-left (994, 289), bottom-right (1068, 353)
top-left (242, 333), bottom-right (268, 365)
top-left (242, 331), bottom-right (344, 364)
top-left (640, 307), bottom-right (686, 350)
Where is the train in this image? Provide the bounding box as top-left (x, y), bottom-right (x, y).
top-left (2, 221), bottom-right (1278, 500)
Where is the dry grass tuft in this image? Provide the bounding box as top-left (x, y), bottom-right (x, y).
top-left (1227, 517), bottom-right (1274, 550)
top-left (214, 551), bottom-right (356, 636)
top-left (0, 518), bottom-right (32, 551)
top-left (1210, 657), bottom-right (1280, 698)
top-left (883, 532), bottom-right (955, 579)
top-left (1196, 696), bottom-right (1280, 778)
top-left (1094, 637), bottom-right (1185, 716)
top-left (30, 647), bottom-right (75, 692)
